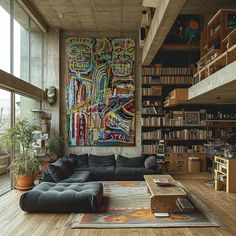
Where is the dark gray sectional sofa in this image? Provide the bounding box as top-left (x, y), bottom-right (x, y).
top-left (42, 154), bottom-right (157, 183)
top-left (20, 154), bottom-right (157, 213)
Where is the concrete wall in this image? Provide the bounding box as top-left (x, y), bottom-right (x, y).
top-left (43, 29), bottom-right (60, 137)
top-left (60, 31), bottom-right (142, 157)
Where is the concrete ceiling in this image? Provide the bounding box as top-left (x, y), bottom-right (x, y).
top-left (30, 0), bottom-right (143, 32)
top-left (29, 0), bottom-right (236, 32)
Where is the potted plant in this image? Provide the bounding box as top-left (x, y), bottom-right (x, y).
top-left (47, 134), bottom-right (64, 160)
top-left (4, 118), bottom-right (41, 190)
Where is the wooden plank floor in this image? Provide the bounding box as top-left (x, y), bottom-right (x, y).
top-left (0, 173), bottom-right (11, 196)
top-left (0, 173), bottom-right (235, 236)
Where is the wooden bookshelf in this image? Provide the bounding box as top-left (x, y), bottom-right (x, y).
top-left (194, 9), bottom-right (236, 84)
top-left (214, 156), bottom-right (236, 193)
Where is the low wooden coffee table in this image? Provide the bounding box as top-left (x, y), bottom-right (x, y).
top-left (144, 175), bottom-right (187, 213)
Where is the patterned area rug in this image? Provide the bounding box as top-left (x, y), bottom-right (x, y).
top-left (70, 181), bottom-right (220, 228)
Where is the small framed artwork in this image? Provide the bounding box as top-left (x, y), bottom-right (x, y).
top-left (185, 111), bottom-right (200, 126)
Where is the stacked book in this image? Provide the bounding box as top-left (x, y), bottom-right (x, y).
top-left (176, 198), bottom-right (195, 212)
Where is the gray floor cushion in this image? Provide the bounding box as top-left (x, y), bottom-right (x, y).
top-left (20, 182), bottom-right (103, 213)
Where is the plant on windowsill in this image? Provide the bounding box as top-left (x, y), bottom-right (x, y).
top-left (4, 118), bottom-right (42, 190)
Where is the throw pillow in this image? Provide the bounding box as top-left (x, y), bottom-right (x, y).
top-left (144, 156), bottom-right (156, 170)
top-left (116, 155), bottom-right (144, 167)
top-left (67, 153), bottom-right (88, 167)
top-left (47, 158), bottom-right (73, 182)
top-left (89, 154), bottom-right (115, 167)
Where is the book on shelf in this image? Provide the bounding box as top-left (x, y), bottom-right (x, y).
top-left (142, 101), bottom-right (161, 106)
top-left (142, 117), bottom-right (162, 126)
top-left (142, 66), bottom-right (192, 76)
top-left (142, 106), bottom-right (159, 114)
top-left (142, 144), bottom-right (158, 154)
top-left (142, 86), bottom-right (162, 96)
top-left (162, 129), bottom-right (211, 140)
top-left (143, 76), bottom-right (192, 84)
top-left (142, 130), bottom-right (162, 139)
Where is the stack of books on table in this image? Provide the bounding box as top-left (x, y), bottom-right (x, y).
top-left (176, 198), bottom-right (195, 212)
top-left (154, 178), bottom-right (173, 186)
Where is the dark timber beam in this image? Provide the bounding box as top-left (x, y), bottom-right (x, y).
top-left (0, 69), bottom-right (45, 100)
top-left (142, 0), bottom-right (186, 65)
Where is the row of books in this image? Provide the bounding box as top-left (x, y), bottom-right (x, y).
top-left (142, 117), bottom-right (162, 126)
top-left (206, 113), bottom-right (236, 120)
top-left (142, 144), bottom-right (206, 154)
top-left (166, 145), bottom-right (206, 153)
top-left (162, 117), bottom-right (184, 126)
top-left (142, 86), bottom-right (162, 96)
top-left (142, 144), bottom-right (158, 154)
top-left (142, 66), bottom-right (192, 76)
top-left (143, 76), bottom-right (193, 84)
top-left (142, 131), bottom-right (162, 139)
top-left (141, 107), bottom-right (162, 114)
top-left (142, 101), bottom-right (161, 106)
top-left (162, 129), bottom-right (212, 140)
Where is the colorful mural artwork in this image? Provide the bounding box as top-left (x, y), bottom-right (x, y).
top-left (65, 38), bottom-right (135, 146)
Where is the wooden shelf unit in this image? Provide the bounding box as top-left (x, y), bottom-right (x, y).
top-left (194, 9), bottom-right (236, 83)
top-left (165, 152), bottom-right (206, 173)
top-left (214, 155), bottom-right (236, 193)
top-left (141, 65), bottom-right (207, 172)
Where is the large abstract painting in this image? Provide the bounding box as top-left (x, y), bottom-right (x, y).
top-left (65, 38), bottom-right (135, 146)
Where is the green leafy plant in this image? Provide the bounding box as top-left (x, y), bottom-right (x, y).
top-left (8, 154), bottom-right (41, 176)
top-left (4, 118), bottom-right (41, 176)
top-left (48, 134), bottom-right (64, 158)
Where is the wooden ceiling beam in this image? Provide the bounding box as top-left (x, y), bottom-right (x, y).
top-left (17, 0), bottom-right (48, 32)
top-left (142, 0), bottom-right (186, 65)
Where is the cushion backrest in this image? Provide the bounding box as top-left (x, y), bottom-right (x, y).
top-left (116, 155), bottom-right (144, 167)
top-left (89, 154), bottom-right (115, 167)
top-left (47, 158), bottom-right (75, 182)
top-left (67, 153), bottom-right (88, 167)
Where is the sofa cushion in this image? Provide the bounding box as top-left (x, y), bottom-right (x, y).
top-left (47, 158), bottom-right (75, 182)
top-left (73, 166), bottom-right (115, 181)
top-left (89, 154), bottom-right (115, 167)
top-left (20, 182), bottom-right (103, 213)
top-left (67, 153), bottom-right (88, 167)
top-left (144, 156), bottom-right (156, 170)
top-left (116, 155), bottom-right (144, 167)
top-left (59, 171), bottom-right (91, 183)
top-left (42, 171), bottom-right (55, 182)
top-left (115, 166), bottom-right (155, 181)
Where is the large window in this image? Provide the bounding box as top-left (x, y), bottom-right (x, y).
top-left (0, 1), bottom-right (10, 73)
top-left (0, 89), bottom-right (11, 195)
top-left (14, 1), bottom-right (29, 82)
top-left (15, 94), bottom-right (40, 156)
top-left (0, 0), bottom-right (44, 89)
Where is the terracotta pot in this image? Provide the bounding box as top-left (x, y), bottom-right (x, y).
top-left (15, 175), bottom-right (34, 190)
